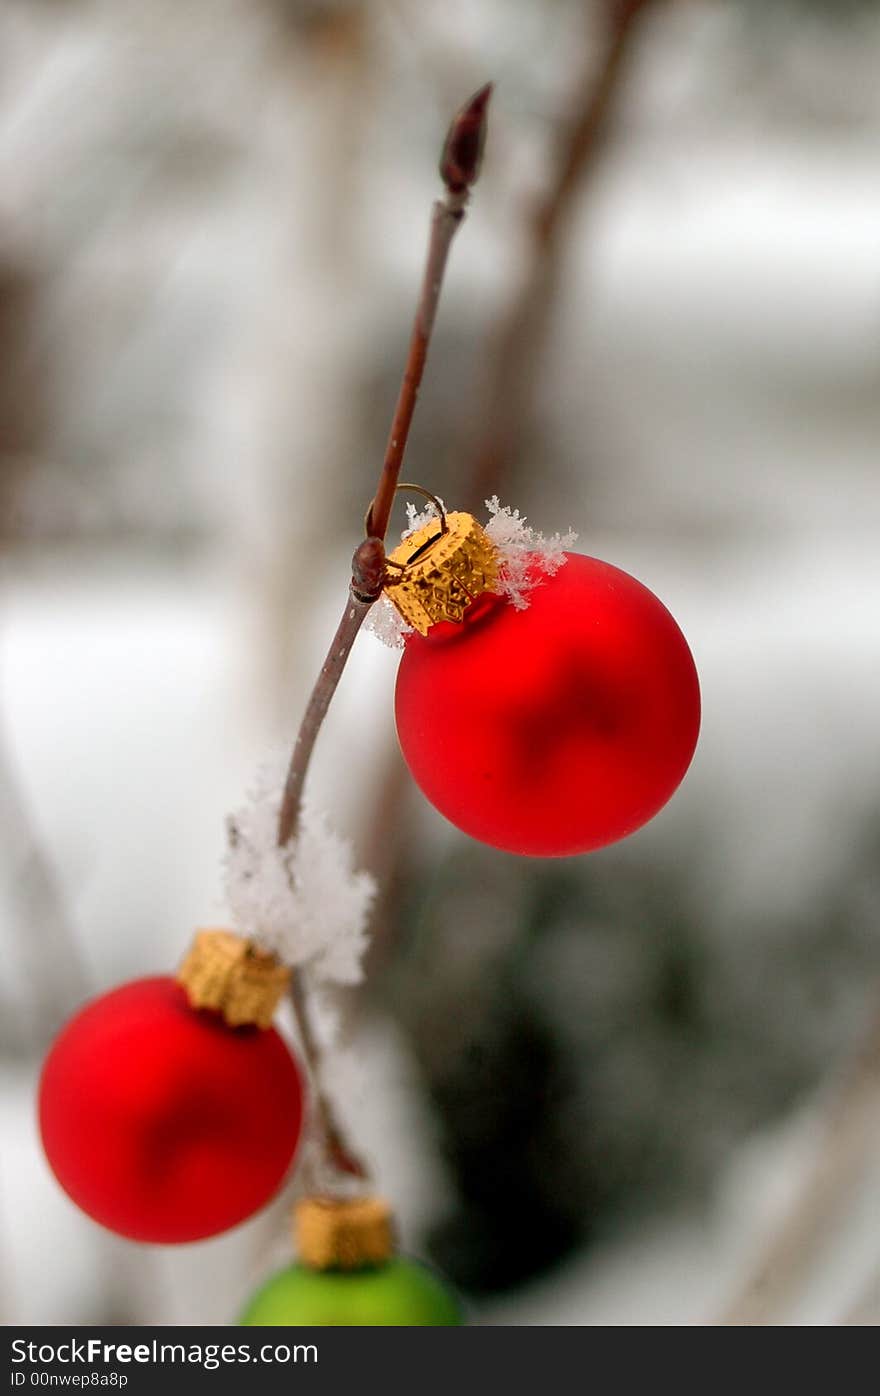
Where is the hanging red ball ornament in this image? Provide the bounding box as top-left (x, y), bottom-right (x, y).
top-left (38, 932), bottom-right (304, 1243)
top-left (389, 514), bottom-right (700, 856)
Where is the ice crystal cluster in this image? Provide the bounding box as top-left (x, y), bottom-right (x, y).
top-left (224, 758), bottom-right (376, 985)
top-left (365, 496), bottom-right (578, 647)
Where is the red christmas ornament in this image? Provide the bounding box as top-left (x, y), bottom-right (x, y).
top-left (39, 966), bottom-right (304, 1244)
top-left (393, 548), bottom-right (700, 856)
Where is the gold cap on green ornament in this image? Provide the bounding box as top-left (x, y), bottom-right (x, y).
top-left (177, 929), bottom-right (290, 1029)
top-left (295, 1196), bottom-right (395, 1270)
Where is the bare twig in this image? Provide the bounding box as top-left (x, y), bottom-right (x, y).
top-left (273, 85), bottom-right (492, 1186)
top-left (361, 2), bottom-right (659, 975)
top-left (276, 84), bottom-right (491, 853)
top-left (288, 972), bottom-right (368, 1183)
top-left (276, 594), bottom-right (374, 850)
top-left (366, 82), bottom-right (492, 543)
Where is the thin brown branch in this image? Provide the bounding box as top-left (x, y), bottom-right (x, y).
top-left (366, 83), bottom-right (492, 543)
top-left (288, 971), bottom-right (367, 1183)
top-left (360, 5), bottom-right (658, 978)
top-left (276, 593), bottom-right (373, 849)
top-left (277, 84), bottom-right (491, 853)
top-left (271, 85), bottom-right (492, 1188)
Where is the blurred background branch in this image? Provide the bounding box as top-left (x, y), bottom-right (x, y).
top-left (462, 0), bottom-right (660, 507)
top-left (362, 0), bottom-right (663, 961)
top-left (0, 736), bottom-right (88, 1048)
top-left (719, 997), bottom-right (880, 1325)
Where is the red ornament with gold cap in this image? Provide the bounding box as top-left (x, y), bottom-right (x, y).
top-left (38, 930), bottom-right (305, 1243)
top-left (387, 507), bottom-right (700, 856)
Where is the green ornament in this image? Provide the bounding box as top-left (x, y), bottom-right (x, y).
top-left (239, 1257), bottom-right (463, 1327)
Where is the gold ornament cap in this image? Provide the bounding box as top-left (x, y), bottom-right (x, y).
top-left (294, 1196), bottom-right (395, 1271)
top-left (177, 929), bottom-right (290, 1029)
top-left (384, 510), bottom-right (498, 636)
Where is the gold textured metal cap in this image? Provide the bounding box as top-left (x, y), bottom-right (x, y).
top-left (384, 511), bottom-right (498, 636)
top-left (177, 929), bottom-right (290, 1029)
top-left (294, 1196), bottom-right (395, 1271)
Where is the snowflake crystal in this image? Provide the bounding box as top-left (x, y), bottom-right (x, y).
top-left (484, 495), bottom-right (578, 609)
top-left (224, 759), bottom-right (376, 985)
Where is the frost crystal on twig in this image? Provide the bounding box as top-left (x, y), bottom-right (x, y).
top-left (365, 495), bottom-right (578, 646)
top-left (364, 595), bottom-right (413, 649)
top-left (224, 760), bottom-right (376, 985)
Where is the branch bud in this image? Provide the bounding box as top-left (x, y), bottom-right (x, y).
top-left (439, 82), bottom-right (493, 194)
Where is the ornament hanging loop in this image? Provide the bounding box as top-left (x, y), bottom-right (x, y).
top-left (394, 482), bottom-right (449, 538)
top-left (363, 482), bottom-right (449, 550)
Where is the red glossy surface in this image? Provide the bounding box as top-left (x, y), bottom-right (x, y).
top-left (38, 976), bottom-right (303, 1243)
top-left (395, 553), bottom-right (700, 856)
